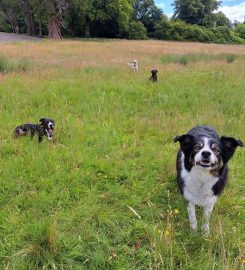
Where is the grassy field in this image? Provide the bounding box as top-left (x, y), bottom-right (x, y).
top-left (0, 39), bottom-right (245, 270)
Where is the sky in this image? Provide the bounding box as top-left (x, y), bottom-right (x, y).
top-left (155, 0), bottom-right (245, 22)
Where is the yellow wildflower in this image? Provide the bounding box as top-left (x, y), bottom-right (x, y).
top-left (174, 209), bottom-right (179, 214)
top-left (239, 259), bottom-right (245, 264)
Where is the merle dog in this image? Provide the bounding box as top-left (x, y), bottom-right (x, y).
top-left (14, 118), bottom-right (55, 143)
top-left (149, 69), bottom-right (158, 82)
top-left (174, 125), bottom-right (243, 235)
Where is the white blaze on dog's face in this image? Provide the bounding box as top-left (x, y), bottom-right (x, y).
top-left (193, 137), bottom-right (221, 170)
top-left (46, 121), bottom-right (54, 140)
top-left (40, 118), bottom-right (55, 141)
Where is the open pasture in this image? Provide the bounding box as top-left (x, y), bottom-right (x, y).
top-left (0, 40), bottom-right (245, 269)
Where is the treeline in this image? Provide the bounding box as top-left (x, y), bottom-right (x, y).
top-left (0, 0), bottom-right (245, 43)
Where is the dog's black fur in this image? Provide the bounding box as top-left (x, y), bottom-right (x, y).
top-left (14, 118), bottom-right (55, 143)
top-left (149, 69), bottom-right (158, 82)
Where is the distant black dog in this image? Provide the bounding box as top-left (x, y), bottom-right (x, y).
top-left (149, 69), bottom-right (158, 82)
top-left (14, 118), bottom-right (55, 143)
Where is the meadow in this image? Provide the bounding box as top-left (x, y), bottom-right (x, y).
top-left (0, 39), bottom-right (245, 269)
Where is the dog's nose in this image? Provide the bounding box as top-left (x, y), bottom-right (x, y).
top-left (202, 151), bottom-right (211, 158)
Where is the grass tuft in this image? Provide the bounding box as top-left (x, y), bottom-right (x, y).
top-left (226, 54), bottom-right (236, 63)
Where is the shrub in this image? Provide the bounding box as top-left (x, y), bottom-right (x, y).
top-left (154, 18), bottom-right (172, 39)
top-left (128, 21), bottom-right (148, 40)
top-left (154, 19), bottom-right (244, 44)
top-left (183, 24), bottom-right (214, 42)
top-left (226, 54), bottom-right (236, 63)
top-left (234, 24), bottom-right (245, 39)
top-left (165, 21), bottom-right (188, 41)
top-left (229, 32), bottom-right (245, 44)
top-left (178, 55), bottom-right (188, 65)
top-left (211, 26), bottom-right (231, 43)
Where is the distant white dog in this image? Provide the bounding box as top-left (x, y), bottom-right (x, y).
top-left (128, 59), bottom-right (138, 72)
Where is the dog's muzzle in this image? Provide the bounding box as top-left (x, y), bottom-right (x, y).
top-left (196, 160), bottom-right (215, 168)
top-left (46, 128), bottom-right (54, 140)
top-left (195, 151), bottom-right (216, 168)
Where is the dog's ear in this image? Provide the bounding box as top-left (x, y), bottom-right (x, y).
top-left (174, 134), bottom-right (194, 152)
top-left (221, 136), bottom-right (244, 162)
top-left (39, 118), bottom-right (45, 124)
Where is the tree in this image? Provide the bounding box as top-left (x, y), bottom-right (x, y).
top-left (86, 0), bottom-right (132, 38)
top-left (46, 0), bottom-right (68, 39)
top-left (128, 21), bottom-right (147, 39)
top-left (0, 0), bottom-right (21, 33)
top-left (20, 0), bottom-right (36, 35)
top-left (66, 0), bottom-right (132, 38)
top-left (212, 12), bottom-right (231, 28)
top-left (233, 20), bottom-right (240, 28)
top-left (172, 0), bottom-right (221, 26)
top-left (202, 11), bottom-right (231, 28)
top-left (132, 0), bottom-right (163, 35)
top-left (30, 0), bottom-right (47, 36)
top-left (154, 16), bottom-right (171, 39)
top-left (0, 9), bottom-right (12, 32)
top-left (64, 0), bottom-right (86, 37)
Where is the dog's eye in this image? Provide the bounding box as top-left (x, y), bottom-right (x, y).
top-left (212, 147), bottom-right (220, 154)
top-left (211, 144), bottom-right (220, 154)
top-left (194, 145), bottom-right (202, 151)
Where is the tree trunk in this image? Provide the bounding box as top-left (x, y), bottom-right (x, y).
top-left (38, 20), bottom-right (42, 37)
top-left (48, 18), bottom-right (62, 39)
top-left (4, 11), bottom-right (20, 34)
top-left (1, 6), bottom-right (20, 34)
top-left (84, 17), bottom-right (91, 37)
top-left (47, 1), bottom-right (64, 40)
top-left (23, 0), bottom-right (36, 36)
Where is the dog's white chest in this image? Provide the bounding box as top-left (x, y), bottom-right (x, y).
top-left (181, 160), bottom-right (218, 206)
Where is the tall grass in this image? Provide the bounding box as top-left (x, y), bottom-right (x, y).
top-left (160, 53), bottom-right (241, 65)
top-left (0, 55), bottom-right (30, 72)
top-left (0, 40), bottom-right (244, 269)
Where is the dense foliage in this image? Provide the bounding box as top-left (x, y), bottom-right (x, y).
top-left (0, 0), bottom-right (244, 43)
top-left (154, 19), bottom-right (244, 44)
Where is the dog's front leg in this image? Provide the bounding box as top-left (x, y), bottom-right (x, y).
top-left (202, 204), bottom-right (214, 236)
top-left (187, 202), bottom-right (197, 231)
top-left (38, 133), bottom-right (43, 143)
top-left (30, 129), bottom-right (35, 139)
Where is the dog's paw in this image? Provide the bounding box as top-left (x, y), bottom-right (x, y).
top-left (190, 222), bottom-right (198, 231)
top-left (201, 223), bottom-right (210, 237)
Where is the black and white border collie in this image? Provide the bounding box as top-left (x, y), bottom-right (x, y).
top-left (14, 118), bottom-right (55, 143)
top-left (174, 126), bottom-right (243, 235)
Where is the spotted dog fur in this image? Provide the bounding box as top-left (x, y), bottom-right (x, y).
top-left (14, 118), bottom-right (55, 143)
